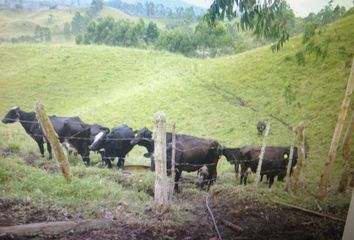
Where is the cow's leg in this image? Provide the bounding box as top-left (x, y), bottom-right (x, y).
top-left (78, 147), bottom-right (90, 166)
top-left (240, 168), bottom-right (245, 185)
top-left (260, 174), bottom-right (264, 182)
top-left (234, 163), bottom-right (239, 179)
top-left (36, 138), bottom-right (45, 158)
top-left (205, 166), bottom-right (217, 191)
top-left (150, 158), bottom-right (155, 171)
top-left (269, 175), bottom-right (275, 188)
top-left (117, 158), bottom-right (125, 169)
top-left (46, 142), bottom-right (52, 159)
top-left (174, 169), bottom-right (182, 193)
top-left (82, 155), bottom-right (90, 166)
top-left (104, 158), bottom-right (112, 168)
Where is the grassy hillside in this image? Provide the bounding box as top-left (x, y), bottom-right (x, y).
top-left (0, 7), bottom-right (136, 40)
top-left (0, 13), bottom-right (353, 218)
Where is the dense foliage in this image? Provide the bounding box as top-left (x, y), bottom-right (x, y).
top-left (106, 0), bottom-right (203, 20)
top-left (295, 1), bottom-right (351, 66)
top-left (75, 16), bottom-right (238, 57)
top-left (206, 0), bottom-right (292, 51)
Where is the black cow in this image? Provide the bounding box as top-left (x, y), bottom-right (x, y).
top-left (239, 145), bottom-right (299, 188)
top-left (89, 124), bottom-right (134, 169)
top-left (221, 147), bottom-right (242, 178)
top-left (2, 107), bottom-right (92, 165)
top-left (2, 107), bottom-right (51, 158)
top-left (49, 115), bottom-right (91, 165)
top-left (257, 121), bottom-right (266, 135)
top-left (131, 128), bottom-right (222, 192)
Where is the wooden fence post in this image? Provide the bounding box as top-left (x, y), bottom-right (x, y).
top-left (254, 123), bottom-right (271, 193)
top-left (292, 122), bottom-right (306, 193)
top-left (319, 60), bottom-right (354, 199)
top-left (285, 128), bottom-right (296, 192)
top-left (35, 101), bottom-right (72, 183)
top-left (170, 123), bottom-right (176, 199)
top-left (153, 112), bottom-right (169, 212)
top-left (338, 109), bottom-right (354, 193)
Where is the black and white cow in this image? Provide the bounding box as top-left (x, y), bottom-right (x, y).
top-left (89, 124), bottom-right (135, 169)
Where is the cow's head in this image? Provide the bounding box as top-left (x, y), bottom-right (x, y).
top-left (130, 127), bottom-right (153, 145)
top-left (89, 131), bottom-right (107, 151)
top-left (222, 147), bottom-right (242, 164)
top-left (2, 106), bottom-right (20, 124)
top-left (257, 121), bottom-right (266, 135)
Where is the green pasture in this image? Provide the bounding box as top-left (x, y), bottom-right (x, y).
top-left (0, 14), bottom-right (353, 219)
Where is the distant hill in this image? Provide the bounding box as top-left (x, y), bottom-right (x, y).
top-left (0, 7), bottom-right (136, 41)
top-left (106, 0), bottom-right (206, 18)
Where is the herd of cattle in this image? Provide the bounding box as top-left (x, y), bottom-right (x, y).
top-left (2, 106), bottom-right (309, 191)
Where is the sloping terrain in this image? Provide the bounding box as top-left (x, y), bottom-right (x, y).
top-left (0, 7), bottom-right (136, 39)
top-left (0, 12), bottom-right (353, 240)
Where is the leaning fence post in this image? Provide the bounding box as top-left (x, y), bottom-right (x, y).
top-left (338, 109), bottom-right (354, 193)
top-left (292, 122), bottom-right (306, 193)
top-left (170, 123), bottom-right (176, 199)
top-left (153, 112), bottom-right (169, 212)
top-left (35, 101), bottom-right (72, 183)
top-left (319, 60), bottom-right (354, 199)
top-left (254, 123), bottom-right (271, 193)
top-left (285, 128), bottom-right (296, 192)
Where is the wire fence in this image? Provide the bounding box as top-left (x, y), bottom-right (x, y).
top-left (0, 107), bottom-right (330, 194)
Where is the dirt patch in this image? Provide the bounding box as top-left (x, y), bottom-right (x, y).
top-left (1, 150), bottom-right (39, 165)
top-left (0, 193), bottom-right (345, 240)
top-left (0, 198), bottom-right (81, 227)
top-left (206, 192), bottom-right (345, 240)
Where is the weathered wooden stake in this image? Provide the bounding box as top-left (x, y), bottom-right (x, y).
top-left (153, 112), bottom-right (169, 212)
top-left (35, 101), bottom-right (72, 183)
top-left (170, 123), bottom-right (176, 199)
top-left (254, 123), bottom-right (271, 193)
top-left (319, 60), bottom-right (354, 199)
top-left (292, 122), bottom-right (306, 192)
top-left (285, 128), bottom-right (296, 192)
top-left (338, 109), bottom-right (354, 193)
top-left (342, 191), bottom-right (354, 240)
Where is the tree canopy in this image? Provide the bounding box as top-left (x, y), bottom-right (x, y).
top-left (206, 0), bottom-right (292, 51)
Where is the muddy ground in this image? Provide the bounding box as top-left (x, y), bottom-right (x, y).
top-left (0, 193), bottom-right (345, 240)
top-left (0, 150), bottom-right (346, 240)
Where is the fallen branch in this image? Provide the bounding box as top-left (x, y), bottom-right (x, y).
top-left (272, 200), bottom-right (345, 222)
top-left (0, 219), bottom-right (115, 237)
top-left (221, 219), bottom-right (244, 232)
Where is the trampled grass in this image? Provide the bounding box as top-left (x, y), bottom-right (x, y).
top-left (0, 13), bottom-right (353, 217)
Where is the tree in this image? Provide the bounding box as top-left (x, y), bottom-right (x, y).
top-left (34, 26), bottom-right (51, 42)
top-left (206, 0), bottom-right (291, 51)
top-left (155, 30), bottom-right (195, 56)
top-left (146, 21), bottom-right (159, 44)
top-left (88, 0), bottom-right (103, 18)
top-left (71, 12), bottom-right (88, 35)
top-left (194, 20), bottom-right (234, 57)
top-left (64, 23), bottom-right (71, 37)
top-left (296, 1), bottom-right (348, 66)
